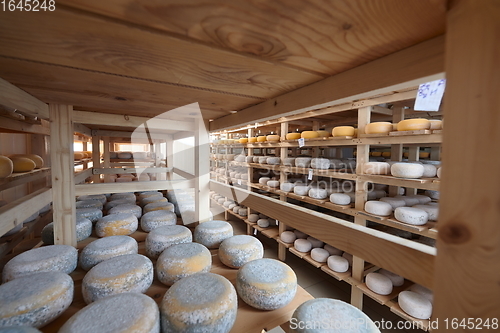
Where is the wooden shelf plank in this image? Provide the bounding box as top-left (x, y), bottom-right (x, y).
top-left (277, 238), bottom-right (293, 248)
top-left (356, 279), bottom-right (413, 305)
top-left (0, 168), bottom-right (50, 192)
top-left (358, 174), bottom-right (440, 191)
top-left (359, 211), bottom-right (438, 239)
top-left (389, 130), bottom-right (432, 136)
top-left (389, 301), bottom-right (431, 331)
top-left (320, 265), bottom-right (353, 283)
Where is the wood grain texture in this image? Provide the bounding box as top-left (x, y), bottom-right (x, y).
top-left (0, 78), bottom-right (49, 119)
top-left (434, 0), bottom-right (500, 322)
top-left (211, 35), bottom-right (445, 130)
top-left (75, 179), bottom-right (195, 196)
top-left (0, 9), bottom-right (321, 99)
top-left (59, 0), bottom-right (446, 75)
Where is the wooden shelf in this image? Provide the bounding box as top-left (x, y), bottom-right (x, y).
top-left (358, 174), bottom-right (440, 191)
top-left (281, 166), bottom-right (357, 180)
top-left (359, 211), bottom-right (438, 239)
top-left (0, 167), bottom-right (50, 191)
top-left (388, 301), bottom-right (431, 331)
top-left (356, 279), bottom-right (414, 305)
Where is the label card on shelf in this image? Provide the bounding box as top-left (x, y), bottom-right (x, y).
top-left (414, 79), bottom-right (446, 111)
top-left (298, 138), bottom-right (305, 147)
top-left (308, 169), bottom-right (314, 180)
top-left (237, 179), bottom-right (242, 185)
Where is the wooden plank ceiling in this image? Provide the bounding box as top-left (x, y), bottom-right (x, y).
top-left (0, 0), bottom-right (446, 125)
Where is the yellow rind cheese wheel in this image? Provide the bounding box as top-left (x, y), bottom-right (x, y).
top-left (429, 120), bottom-right (442, 130)
top-left (0, 155), bottom-right (13, 178)
top-left (285, 133), bottom-right (301, 140)
top-left (266, 135), bottom-right (280, 142)
top-left (316, 130), bottom-right (330, 138)
top-left (419, 152), bottom-right (430, 159)
top-left (365, 122), bottom-right (393, 135)
top-left (74, 152), bottom-right (85, 160)
top-left (332, 126), bottom-right (355, 137)
top-left (371, 151), bottom-right (382, 157)
top-left (382, 152), bottom-right (391, 157)
top-left (257, 136), bottom-right (267, 142)
top-left (10, 157), bottom-right (36, 173)
top-left (248, 137), bottom-right (257, 143)
top-left (238, 138), bottom-right (248, 144)
top-left (397, 119), bottom-right (431, 131)
top-left (10, 154), bottom-right (44, 169)
top-left (301, 131), bottom-right (319, 139)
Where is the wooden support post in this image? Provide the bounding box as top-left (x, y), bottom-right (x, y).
top-left (91, 134), bottom-right (100, 183)
top-left (351, 106), bottom-right (371, 309)
top-left (246, 127), bottom-right (254, 235)
top-left (49, 104), bottom-right (76, 247)
top-left (434, 0), bottom-right (500, 323)
top-left (82, 141), bottom-right (88, 170)
top-left (194, 119), bottom-right (210, 224)
top-left (102, 137), bottom-right (110, 183)
top-left (165, 136), bottom-right (174, 181)
top-left (278, 121), bottom-right (289, 261)
top-left (389, 107), bottom-right (405, 196)
top-left (406, 146), bottom-right (419, 195)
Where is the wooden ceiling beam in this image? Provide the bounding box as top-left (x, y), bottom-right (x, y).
top-left (0, 78), bottom-right (49, 119)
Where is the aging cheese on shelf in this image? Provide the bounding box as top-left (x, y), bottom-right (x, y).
top-left (429, 119), bottom-right (442, 130)
top-left (365, 201), bottom-right (392, 217)
top-left (330, 193), bottom-right (351, 205)
top-left (80, 235), bottom-right (138, 271)
top-left (42, 217), bottom-right (92, 245)
top-left (0, 272), bottom-right (73, 328)
top-left (394, 207), bottom-right (429, 225)
top-left (308, 188), bottom-right (328, 200)
top-left (301, 131), bottom-right (319, 139)
top-left (365, 122), bottom-right (393, 135)
top-left (236, 258), bottom-right (297, 310)
top-left (362, 162), bottom-right (390, 175)
top-left (82, 254), bottom-right (153, 304)
top-left (412, 205), bottom-right (439, 221)
top-left (285, 132), bottom-right (301, 140)
top-left (257, 135), bottom-right (267, 142)
top-left (294, 239), bottom-right (312, 253)
top-left (365, 272), bottom-right (393, 295)
top-left (397, 118), bottom-right (431, 131)
top-left (95, 213), bottom-right (138, 237)
top-left (144, 201), bottom-right (175, 214)
top-left (9, 154), bottom-right (44, 169)
top-left (266, 157), bottom-right (280, 165)
top-left (0, 156), bottom-right (13, 178)
top-left (219, 235), bottom-right (264, 268)
top-left (391, 162), bottom-right (425, 179)
top-left (140, 195), bottom-right (167, 207)
top-left (307, 236), bottom-right (324, 248)
top-left (77, 194), bottom-right (107, 204)
top-left (2, 245), bottom-right (77, 283)
top-left (75, 200), bottom-right (103, 210)
top-left (280, 231), bottom-right (296, 243)
top-left (398, 291), bottom-right (433, 320)
top-left (10, 157), bottom-right (35, 173)
top-left (310, 158), bottom-right (330, 170)
top-left (238, 138), bottom-right (248, 144)
top-left (194, 220), bottom-right (233, 249)
top-left (76, 208), bottom-right (103, 223)
top-left (266, 134), bottom-right (280, 142)
top-left (59, 293), bottom-right (159, 333)
top-left (248, 137), bottom-right (257, 143)
top-left (379, 269), bottom-right (404, 287)
top-left (379, 197), bottom-right (406, 210)
top-left (310, 248), bottom-right (329, 263)
top-left (327, 255), bottom-right (349, 272)
top-left (316, 130), bottom-right (330, 138)
top-left (109, 192), bottom-right (136, 202)
top-left (140, 210), bottom-right (177, 232)
top-left (257, 219), bottom-right (270, 228)
top-left (161, 273), bottom-right (237, 333)
top-left (332, 126), bottom-right (355, 137)
top-left (324, 244), bottom-right (343, 256)
top-left (73, 152), bottom-right (85, 160)
top-left (108, 204), bottom-right (142, 219)
top-left (145, 225), bottom-right (192, 259)
top-left (409, 284), bottom-right (434, 304)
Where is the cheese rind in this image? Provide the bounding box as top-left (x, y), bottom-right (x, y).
top-left (327, 255), bottom-right (349, 272)
top-left (10, 157), bottom-right (35, 173)
top-left (365, 201), bottom-right (392, 217)
top-left (365, 122), bottom-right (393, 135)
top-left (219, 235), bottom-right (264, 268)
top-left (80, 235), bottom-right (138, 271)
top-left (294, 239), bottom-right (312, 253)
top-left (397, 119), bottom-right (431, 131)
top-left (398, 291), bottom-right (433, 320)
top-left (366, 272), bottom-right (393, 295)
top-left (145, 225), bottom-right (192, 259)
top-left (301, 131), bottom-right (319, 139)
top-left (285, 133), bottom-right (301, 140)
top-left (391, 163), bottom-right (425, 179)
top-left (310, 248), bottom-right (329, 263)
top-left (332, 126), bottom-right (355, 137)
top-left (194, 220), bottom-right (233, 249)
top-left (95, 212), bottom-right (138, 237)
top-left (108, 204), bottom-right (142, 219)
top-left (140, 210), bottom-right (177, 232)
top-left (76, 208), bottom-right (103, 223)
top-left (0, 155), bottom-right (13, 178)
top-left (42, 217), bottom-right (92, 245)
top-left (362, 162), bottom-right (390, 175)
top-left (394, 207), bottom-right (429, 225)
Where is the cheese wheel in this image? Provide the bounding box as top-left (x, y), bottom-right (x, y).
top-left (391, 162), bottom-right (424, 178)
top-left (259, 177), bottom-right (270, 185)
top-left (42, 217), bottom-right (92, 245)
top-left (291, 299), bottom-right (379, 333)
top-left (59, 293), bottom-right (159, 333)
top-left (294, 239), bottom-right (312, 253)
top-left (161, 273), bottom-right (237, 333)
top-left (397, 118), bottom-right (431, 131)
top-left (301, 131), bottom-right (319, 139)
top-left (2, 245), bottom-right (77, 283)
top-left (393, 196), bottom-right (420, 206)
top-left (419, 151), bottom-right (430, 159)
top-left (248, 214), bottom-right (259, 222)
top-left (316, 130), bottom-right (330, 138)
top-left (280, 231), bottom-right (296, 243)
top-left (398, 291), bottom-right (433, 320)
top-left (379, 197), bottom-right (406, 210)
top-left (327, 255), bottom-right (349, 272)
top-left (145, 225), bottom-right (192, 259)
top-left (310, 248), bottom-right (329, 263)
top-left (252, 156), bottom-right (260, 163)
top-left (266, 134), bottom-right (280, 142)
top-left (421, 164), bottom-right (437, 178)
top-left (382, 151), bottom-right (391, 158)
top-left (109, 192), bottom-right (136, 202)
top-left (437, 167), bottom-right (442, 178)
top-left (10, 154), bottom-right (44, 169)
top-left (258, 156), bottom-right (269, 164)
top-left (330, 193), bottom-right (351, 205)
top-left (285, 132), bottom-right (301, 140)
top-left (219, 235), bottom-right (264, 268)
top-left (80, 235), bottom-right (138, 271)
top-left (371, 151), bottom-right (382, 157)
top-left (104, 198), bottom-right (135, 211)
top-left (294, 185), bottom-right (310, 196)
top-left (324, 244), bottom-right (343, 256)
top-left (144, 201), bottom-right (175, 213)
top-left (0, 326), bottom-right (41, 332)
top-left (379, 269), bottom-right (404, 287)
top-left (365, 122), bottom-right (393, 135)
top-left (365, 201), bottom-right (392, 217)
top-left (257, 219), bottom-right (269, 227)
top-left (308, 188), bottom-right (328, 199)
top-left (117, 152), bottom-right (132, 159)
top-left (310, 158), bottom-right (330, 169)
top-left (367, 189), bottom-right (387, 200)
top-left (295, 157), bottom-right (312, 168)
top-left (141, 196), bottom-right (168, 208)
top-left (394, 207), bottom-right (429, 225)
top-left (138, 191), bottom-right (163, 200)
top-left (194, 220), bottom-right (233, 249)
top-left (75, 199), bottom-right (103, 210)
top-left (77, 194), bottom-right (107, 204)
top-left (217, 198), bottom-right (225, 204)
top-left (257, 136), bottom-right (267, 142)
top-left (236, 258), bottom-right (297, 310)
top-left (362, 162), bottom-right (390, 175)
top-left (73, 152), bottom-right (85, 160)
top-left (238, 138), bottom-right (248, 144)
top-left (10, 157), bottom-right (35, 173)
top-left (109, 204), bottom-right (142, 218)
top-left (248, 137), bottom-right (257, 143)
top-left (76, 208), bottom-right (103, 223)
top-left (95, 212), bottom-right (138, 237)
top-left (245, 155), bottom-right (254, 162)
top-left (0, 272), bottom-right (73, 328)
top-left (307, 236), bottom-right (324, 248)
top-left (429, 119), bottom-right (442, 130)
top-left (282, 157), bottom-right (295, 166)
top-left (0, 156), bottom-right (14, 178)
top-left (425, 190), bottom-right (440, 200)
top-left (82, 254), bottom-right (153, 304)
top-left (332, 126), bottom-right (355, 137)
top-left (413, 205), bottom-right (439, 221)
top-left (280, 182), bottom-right (295, 192)
top-left (409, 284), bottom-right (434, 304)
top-left (366, 272), bottom-right (393, 295)
top-left (341, 253), bottom-right (353, 266)
top-left (140, 210), bottom-right (177, 232)
top-left (408, 194), bottom-right (432, 204)
top-left (266, 157), bottom-right (281, 165)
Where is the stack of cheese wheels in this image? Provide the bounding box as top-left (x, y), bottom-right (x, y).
top-left (0, 155), bottom-right (14, 178)
top-left (108, 204), bottom-right (142, 219)
top-left (10, 156), bottom-right (36, 173)
top-left (140, 210), bottom-right (177, 232)
top-left (59, 293), bottom-right (159, 333)
top-left (82, 254), bottom-right (153, 304)
top-left (332, 126), bottom-right (355, 137)
top-left (2, 245), bottom-right (77, 282)
top-left (266, 134), bottom-right (280, 142)
top-left (76, 207), bottom-right (103, 223)
top-left (301, 131), bottom-right (319, 139)
top-left (391, 162), bottom-right (425, 178)
top-left (0, 272), bottom-right (74, 328)
top-left (145, 225), bottom-right (192, 259)
top-left (160, 273), bottom-right (237, 333)
top-left (365, 272), bottom-right (393, 295)
top-left (291, 298), bottom-right (379, 333)
top-left (9, 154), bottom-right (44, 169)
top-left (143, 201), bottom-right (175, 213)
top-left (219, 235), bottom-right (264, 268)
top-left (236, 258), bottom-right (297, 310)
top-left (95, 213), bottom-right (138, 237)
top-left (285, 132), bottom-right (301, 140)
top-left (397, 118), bottom-right (431, 131)
top-left (194, 220), bottom-right (233, 249)
top-left (364, 122), bottom-right (393, 135)
top-left (42, 217), bottom-right (92, 245)
top-left (80, 235), bottom-right (138, 271)
top-left (156, 242), bottom-right (212, 286)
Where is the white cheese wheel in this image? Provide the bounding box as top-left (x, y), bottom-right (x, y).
top-left (291, 299), bottom-right (379, 333)
top-left (412, 205), bottom-right (439, 221)
top-left (391, 163), bottom-right (425, 178)
top-left (366, 272), bottom-right (393, 295)
top-left (428, 119), bottom-right (442, 130)
top-left (145, 225), bottom-right (192, 259)
top-left (75, 199), bottom-right (103, 210)
top-left (77, 194), bottom-right (107, 204)
top-left (0, 326), bottom-right (41, 332)
top-left (285, 133), bottom-right (301, 140)
top-left (379, 197), bottom-right (406, 210)
top-left (422, 164), bottom-right (437, 177)
top-left (294, 230), bottom-right (308, 239)
top-left (266, 156), bottom-right (281, 165)
top-left (219, 235), bottom-right (264, 268)
top-left (144, 201), bottom-right (175, 213)
top-left (59, 293), bottom-right (159, 333)
top-left (267, 180), bottom-right (280, 188)
top-left (379, 269), bottom-right (404, 287)
top-left (0, 272), bottom-right (73, 328)
top-left (80, 235), bottom-right (138, 271)
top-left (217, 198), bottom-right (225, 204)
top-left (316, 130), bottom-right (330, 138)
top-left (394, 207), bottom-right (429, 225)
top-left (109, 204), bottom-right (142, 218)
top-left (82, 254), bottom-right (153, 304)
top-left (437, 167), bottom-right (442, 178)
top-left (259, 177), bottom-right (270, 185)
top-left (307, 236), bottom-right (324, 248)
top-left (332, 126), bottom-right (355, 137)
top-left (252, 156), bottom-right (260, 163)
top-left (95, 212), bottom-right (138, 237)
top-left (248, 214), bottom-right (259, 222)
top-left (398, 291), bottom-right (433, 320)
top-left (258, 156), bottom-right (268, 164)
top-left (365, 122), bottom-right (393, 135)
top-left (280, 182), bottom-right (295, 192)
top-left (194, 220), bottom-right (233, 249)
top-left (238, 208), bottom-right (248, 216)
top-left (397, 119), bottom-right (431, 131)
top-left (241, 174), bottom-right (249, 180)
top-left (393, 196), bottom-right (421, 206)
top-left (364, 201), bottom-right (392, 217)
top-left (308, 188), bottom-right (328, 199)
top-left (2, 245), bottom-right (77, 283)
top-left (117, 152), bottom-right (132, 159)
top-left (232, 206), bottom-right (241, 213)
top-left (310, 158), bottom-right (330, 170)
top-left (257, 219), bottom-right (270, 228)
top-left (425, 190), bottom-right (440, 200)
top-left (76, 208), bottom-right (103, 223)
top-left (161, 273), bottom-right (237, 332)
top-left (408, 194), bottom-right (432, 204)
top-left (327, 255), bottom-right (349, 272)
top-left (294, 185), bottom-right (310, 196)
top-left (324, 244), bottom-right (343, 256)
top-left (245, 155), bottom-right (254, 163)
top-left (237, 258), bottom-right (297, 310)
top-left (294, 239), bottom-right (312, 253)
top-left (362, 162), bottom-right (390, 175)
top-left (280, 231), bottom-right (297, 243)
top-left (301, 131), bottom-right (319, 139)
top-left (140, 210), bottom-right (177, 232)
top-left (409, 284), bottom-right (434, 304)
top-left (223, 200), bottom-right (233, 208)
top-left (156, 242), bottom-right (211, 286)
top-left (0, 156), bottom-right (14, 178)
top-left (282, 157), bottom-right (295, 166)
top-left (367, 189), bottom-right (387, 200)
top-left (330, 193), bottom-right (351, 205)
top-left (42, 217), bottom-right (92, 245)
top-left (295, 157), bottom-right (312, 168)
top-left (310, 248), bottom-right (329, 263)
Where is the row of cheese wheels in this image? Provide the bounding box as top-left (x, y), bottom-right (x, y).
top-left (368, 151), bottom-right (431, 159)
top-left (0, 154), bottom-right (44, 178)
top-left (74, 151), bottom-right (93, 160)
